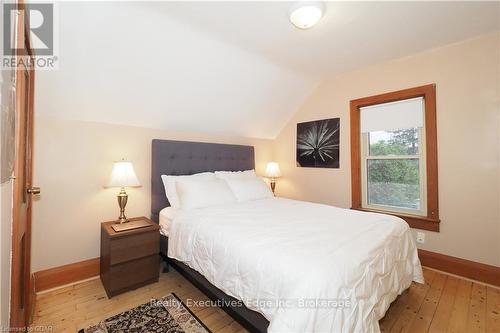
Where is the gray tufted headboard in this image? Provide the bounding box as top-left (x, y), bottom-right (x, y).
top-left (151, 139), bottom-right (255, 223)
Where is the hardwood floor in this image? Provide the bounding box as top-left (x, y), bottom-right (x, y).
top-left (31, 267), bottom-right (500, 333)
top-left (379, 268), bottom-right (499, 333)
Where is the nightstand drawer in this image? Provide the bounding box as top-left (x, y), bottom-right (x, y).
top-left (110, 231), bottom-right (159, 265)
top-left (108, 255), bottom-right (159, 293)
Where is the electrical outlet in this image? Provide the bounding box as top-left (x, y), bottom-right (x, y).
top-left (416, 232), bottom-right (425, 244)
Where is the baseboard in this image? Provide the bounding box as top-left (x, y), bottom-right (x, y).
top-left (418, 249), bottom-right (500, 287)
top-left (32, 251), bottom-right (499, 292)
top-left (34, 258), bottom-right (100, 292)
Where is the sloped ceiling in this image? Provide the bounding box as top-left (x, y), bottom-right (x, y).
top-left (36, 1), bottom-right (499, 139)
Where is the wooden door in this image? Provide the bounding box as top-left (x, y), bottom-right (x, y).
top-left (10, 1), bottom-right (36, 328)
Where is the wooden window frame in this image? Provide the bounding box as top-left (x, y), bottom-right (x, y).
top-left (350, 84), bottom-right (440, 232)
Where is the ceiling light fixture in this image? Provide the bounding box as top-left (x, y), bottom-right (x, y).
top-left (289, 1), bottom-right (325, 30)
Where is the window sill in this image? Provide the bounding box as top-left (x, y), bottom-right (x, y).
top-left (352, 207), bottom-right (440, 232)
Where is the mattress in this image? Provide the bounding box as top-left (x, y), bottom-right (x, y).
top-left (159, 207), bottom-right (178, 236)
top-left (167, 198), bottom-right (424, 333)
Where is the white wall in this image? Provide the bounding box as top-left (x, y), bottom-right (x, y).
top-left (0, 181), bottom-right (12, 327)
top-left (35, 2), bottom-right (315, 139)
top-left (0, 185), bottom-right (2, 324)
top-left (0, 20), bottom-right (13, 325)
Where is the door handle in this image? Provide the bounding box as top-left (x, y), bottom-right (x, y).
top-left (27, 187), bottom-right (41, 195)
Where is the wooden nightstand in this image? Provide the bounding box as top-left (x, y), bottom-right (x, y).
top-left (100, 216), bottom-right (160, 298)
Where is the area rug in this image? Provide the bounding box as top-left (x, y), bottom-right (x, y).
top-left (78, 293), bottom-right (211, 333)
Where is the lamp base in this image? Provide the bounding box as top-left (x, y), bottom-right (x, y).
top-left (270, 178), bottom-right (276, 194)
top-left (117, 217), bottom-right (129, 224)
top-left (111, 219), bottom-right (150, 232)
top-left (117, 188), bottom-right (129, 224)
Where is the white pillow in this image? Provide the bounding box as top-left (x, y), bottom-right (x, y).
top-left (215, 169), bottom-right (256, 180)
top-left (176, 178), bottom-right (237, 210)
top-left (161, 172), bottom-right (215, 209)
top-left (224, 177), bottom-right (274, 202)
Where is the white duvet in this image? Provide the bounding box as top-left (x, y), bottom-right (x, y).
top-left (168, 198), bottom-right (424, 333)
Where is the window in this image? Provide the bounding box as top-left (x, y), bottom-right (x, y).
top-left (350, 85), bottom-right (439, 231)
top-left (361, 97), bottom-right (426, 216)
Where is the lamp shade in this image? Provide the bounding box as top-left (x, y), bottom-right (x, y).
top-left (265, 162), bottom-right (281, 178)
top-left (107, 161), bottom-right (141, 188)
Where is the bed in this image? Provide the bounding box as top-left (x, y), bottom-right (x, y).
top-left (151, 139), bottom-right (424, 333)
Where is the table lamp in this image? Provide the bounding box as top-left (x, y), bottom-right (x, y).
top-left (108, 160), bottom-right (141, 223)
top-left (265, 162), bottom-right (281, 194)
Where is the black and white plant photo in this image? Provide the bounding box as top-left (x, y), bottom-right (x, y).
top-left (296, 118), bottom-right (340, 168)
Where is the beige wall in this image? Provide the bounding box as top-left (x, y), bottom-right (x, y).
top-left (33, 33), bottom-right (499, 272)
top-left (32, 116), bottom-right (273, 272)
top-left (273, 33), bottom-right (500, 266)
